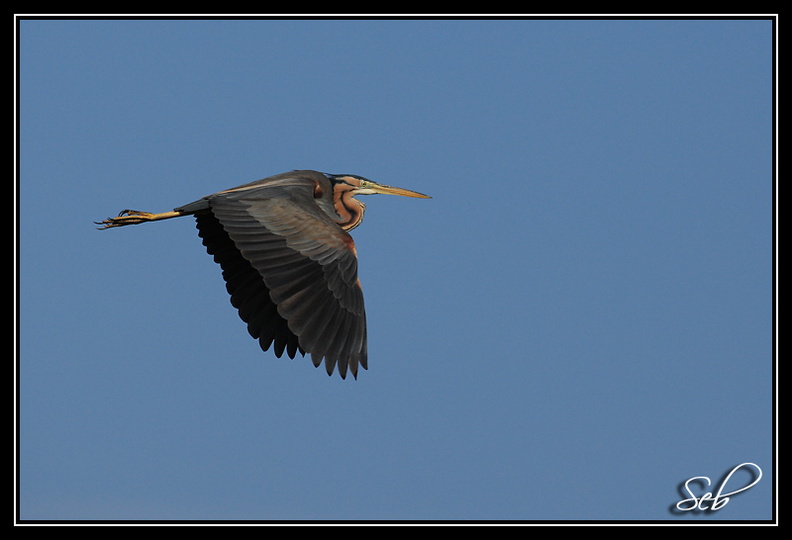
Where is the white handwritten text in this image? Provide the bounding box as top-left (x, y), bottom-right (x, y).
top-left (676, 462), bottom-right (762, 512)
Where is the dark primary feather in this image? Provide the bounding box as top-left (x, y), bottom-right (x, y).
top-left (183, 172), bottom-right (367, 379)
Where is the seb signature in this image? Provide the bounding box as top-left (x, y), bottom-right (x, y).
top-left (675, 462), bottom-right (762, 512)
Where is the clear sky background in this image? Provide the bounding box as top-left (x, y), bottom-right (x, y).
top-left (17, 17), bottom-right (774, 522)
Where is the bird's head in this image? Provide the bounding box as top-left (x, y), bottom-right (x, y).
top-left (324, 173), bottom-right (431, 199)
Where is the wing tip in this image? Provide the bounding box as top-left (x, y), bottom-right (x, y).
top-left (310, 352), bottom-right (368, 380)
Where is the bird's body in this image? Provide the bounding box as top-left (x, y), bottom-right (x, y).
top-left (97, 170), bottom-right (430, 379)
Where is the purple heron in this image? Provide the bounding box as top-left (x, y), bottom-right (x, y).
top-left (97, 170), bottom-right (430, 379)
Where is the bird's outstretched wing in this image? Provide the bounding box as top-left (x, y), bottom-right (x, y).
top-left (181, 176), bottom-right (367, 379)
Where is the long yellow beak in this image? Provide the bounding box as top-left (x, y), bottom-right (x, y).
top-left (360, 180), bottom-right (432, 199)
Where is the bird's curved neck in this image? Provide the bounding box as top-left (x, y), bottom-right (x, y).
top-left (334, 189), bottom-right (366, 231)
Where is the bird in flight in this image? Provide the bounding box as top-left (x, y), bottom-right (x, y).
top-left (97, 170), bottom-right (430, 379)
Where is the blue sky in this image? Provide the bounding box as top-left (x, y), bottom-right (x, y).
top-left (17, 17), bottom-right (774, 522)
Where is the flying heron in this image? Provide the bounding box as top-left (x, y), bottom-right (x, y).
top-left (97, 170), bottom-right (430, 379)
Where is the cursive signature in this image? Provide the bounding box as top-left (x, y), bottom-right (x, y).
top-left (675, 462), bottom-right (762, 512)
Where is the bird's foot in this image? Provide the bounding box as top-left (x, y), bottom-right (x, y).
top-left (95, 209), bottom-right (156, 229)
